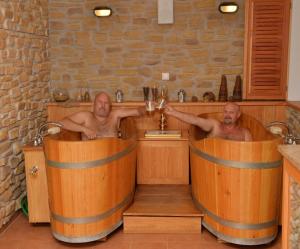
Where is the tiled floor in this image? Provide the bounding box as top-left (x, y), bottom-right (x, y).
top-left (0, 213), bottom-right (281, 249)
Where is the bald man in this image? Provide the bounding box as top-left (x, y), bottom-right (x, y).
top-left (59, 92), bottom-right (144, 140)
top-left (165, 102), bottom-right (252, 141)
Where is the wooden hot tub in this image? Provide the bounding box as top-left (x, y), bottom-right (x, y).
top-left (43, 118), bottom-right (137, 243)
top-left (190, 113), bottom-right (283, 245)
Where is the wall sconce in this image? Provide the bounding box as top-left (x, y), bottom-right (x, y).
top-left (218, 2), bottom-right (239, 14)
top-left (93, 6), bottom-right (112, 17)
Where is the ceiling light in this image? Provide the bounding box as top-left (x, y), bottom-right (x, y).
top-left (218, 2), bottom-right (239, 14)
top-left (94, 7), bottom-right (112, 17)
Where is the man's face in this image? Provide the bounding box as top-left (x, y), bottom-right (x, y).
top-left (223, 104), bottom-right (240, 125)
top-left (94, 94), bottom-right (111, 117)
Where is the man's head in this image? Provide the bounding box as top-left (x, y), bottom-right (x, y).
top-left (223, 102), bottom-right (241, 125)
top-left (93, 92), bottom-right (112, 118)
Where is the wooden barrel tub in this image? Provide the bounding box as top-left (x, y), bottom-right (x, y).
top-left (43, 118), bottom-right (137, 243)
top-left (190, 113), bottom-right (283, 245)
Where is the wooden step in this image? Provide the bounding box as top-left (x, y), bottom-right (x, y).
top-left (123, 185), bottom-right (203, 233)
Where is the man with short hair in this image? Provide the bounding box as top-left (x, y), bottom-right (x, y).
top-left (165, 102), bottom-right (252, 141)
top-left (60, 92), bottom-right (144, 140)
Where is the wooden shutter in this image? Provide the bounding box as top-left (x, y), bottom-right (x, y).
top-left (243, 0), bottom-right (291, 100)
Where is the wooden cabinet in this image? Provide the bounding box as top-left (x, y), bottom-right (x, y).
top-left (137, 130), bottom-right (189, 184)
top-left (243, 0), bottom-right (291, 100)
top-left (23, 146), bottom-right (50, 223)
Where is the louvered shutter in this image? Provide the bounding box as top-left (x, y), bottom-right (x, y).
top-left (243, 0), bottom-right (291, 100)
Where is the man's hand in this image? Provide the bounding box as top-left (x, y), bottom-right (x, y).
top-left (83, 127), bottom-right (97, 140)
top-left (164, 104), bottom-right (175, 115)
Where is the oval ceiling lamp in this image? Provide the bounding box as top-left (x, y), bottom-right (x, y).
top-left (218, 2), bottom-right (239, 14)
top-left (94, 6), bottom-right (112, 17)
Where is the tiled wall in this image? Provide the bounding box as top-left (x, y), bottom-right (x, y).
top-left (0, 0), bottom-right (49, 228)
top-left (49, 0), bottom-right (245, 101)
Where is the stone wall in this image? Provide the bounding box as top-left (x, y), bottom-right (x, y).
top-left (290, 178), bottom-right (300, 249)
top-left (49, 0), bottom-right (245, 101)
top-left (0, 0), bottom-right (49, 228)
top-left (287, 107), bottom-right (300, 138)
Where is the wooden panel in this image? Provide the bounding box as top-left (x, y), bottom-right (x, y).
top-left (123, 216), bottom-right (201, 233)
top-left (137, 132), bottom-right (189, 184)
top-left (24, 149), bottom-right (50, 223)
top-left (244, 0), bottom-right (291, 99)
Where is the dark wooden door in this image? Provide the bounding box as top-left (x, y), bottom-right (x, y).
top-left (243, 0), bottom-right (291, 100)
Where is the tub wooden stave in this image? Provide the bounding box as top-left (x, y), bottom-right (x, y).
top-left (43, 119), bottom-right (137, 243)
top-left (190, 113), bottom-right (283, 245)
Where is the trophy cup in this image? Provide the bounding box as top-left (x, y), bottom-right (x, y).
top-left (144, 86), bottom-right (181, 138)
top-left (157, 86), bottom-right (168, 131)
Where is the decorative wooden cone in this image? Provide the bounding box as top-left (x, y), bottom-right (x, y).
top-left (232, 75), bottom-right (242, 101)
top-left (218, 75), bottom-right (228, 102)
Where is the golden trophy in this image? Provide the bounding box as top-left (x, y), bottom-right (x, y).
top-left (157, 86), bottom-right (168, 131)
top-left (144, 86), bottom-right (181, 138)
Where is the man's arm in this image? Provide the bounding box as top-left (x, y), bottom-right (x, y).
top-left (164, 105), bottom-right (216, 132)
top-left (244, 129), bottom-right (253, 141)
top-left (115, 107), bottom-right (146, 119)
top-left (59, 112), bottom-right (97, 139)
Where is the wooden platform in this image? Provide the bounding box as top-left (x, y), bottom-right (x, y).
top-left (123, 185), bottom-right (203, 233)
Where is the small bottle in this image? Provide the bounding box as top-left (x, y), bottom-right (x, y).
top-left (178, 89), bottom-right (186, 103)
top-left (115, 89), bottom-right (123, 103)
top-left (84, 89), bottom-right (91, 102)
top-left (77, 88), bottom-right (83, 102)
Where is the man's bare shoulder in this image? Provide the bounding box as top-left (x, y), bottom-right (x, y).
top-left (65, 111), bottom-right (94, 120)
top-left (207, 117), bottom-right (221, 127)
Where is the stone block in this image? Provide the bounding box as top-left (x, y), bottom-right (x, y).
top-left (0, 128), bottom-right (8, 142)
top-left (147, 35), bottom-right (163, 43)
top-left (93, 33), bottom-right (107, 43)
top-left (0, 141), bottom-right (10, 154)
top-left (124, 31), bottom-right (143, 40)
top-left (50, 21), bottom-right (64, 30)
top-left (193, 0), bottom-right (215, 10)
top-left (0, 188), bottom-right (13, 202)
top-left (133, 18), bottom-right (149, 25)
top-left (0, 166), bottom-right (10, 181)
top-left (0, 175), bottom-right (11, 195)
top-left (106, 47), bottom-right (122, 53)
top-left (138, 67), bottom-right (152, 77)
top-left (8, 128), bottom-right (19, 140)
top-left (12, 142), bottom-right (21, 155)
top-left (49, 12), bottom-right (65, 19)
top-left (123, 59), bottom-right (141, 68)
top-left (4, 202), bottom-right (15, 216)
top-left (0, 158), bottom-right (6, 167)
top-left (0, 39), bottom-right (5, 49)
top-left (123, 77), bottom-right (143, 85)
top-left (115, 69), bottom-right (138, 76)
top-left (67, 7), bottom-right (83, 16)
